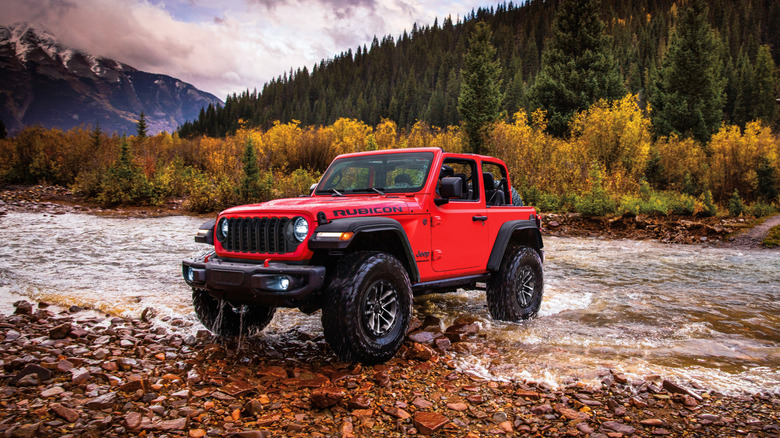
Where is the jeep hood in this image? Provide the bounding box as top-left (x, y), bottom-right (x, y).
top-left (221, 196), bottom-right (424, 220)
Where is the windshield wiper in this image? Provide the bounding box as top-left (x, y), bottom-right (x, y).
top-left (324, 188), bottom-right (344, 197)
top-left (352, 187), bottom-right (385, 195)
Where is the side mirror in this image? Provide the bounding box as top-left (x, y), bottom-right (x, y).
top-left (309, 183), bottom-right (317, 195)
top-left (435, 177), bottom-right (463, 206)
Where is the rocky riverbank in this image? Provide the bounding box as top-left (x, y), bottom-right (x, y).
top-left (540, 213), bottom-right (751, 245)
top-left (1, 300), bottom-right (778, 437)
top-left (1, 184), bottom-right (764, 246)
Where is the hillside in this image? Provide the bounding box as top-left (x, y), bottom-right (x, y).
top-left (179, 0), bottom-right (780, 138)
top-left (0, 23), bottom-right (223, 136)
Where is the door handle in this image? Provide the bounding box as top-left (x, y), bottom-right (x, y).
top-left (472, 215), bottom-right (488, 222)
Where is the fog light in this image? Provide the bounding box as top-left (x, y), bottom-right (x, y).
top-left (268, 275), bottom-right (291, 291)
top-left (184, 266), bottom-right (194, 282)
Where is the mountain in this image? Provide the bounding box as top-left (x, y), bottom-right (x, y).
top-left (0, 23), bottom-right (223, 136)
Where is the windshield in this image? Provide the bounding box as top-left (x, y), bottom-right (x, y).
top-left (316, 152), bottom-right (434, 195)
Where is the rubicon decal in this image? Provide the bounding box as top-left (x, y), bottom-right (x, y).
top-left (333, 206), bottom-right (404, 217)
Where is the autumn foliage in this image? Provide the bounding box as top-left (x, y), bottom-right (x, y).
top-left (1, 96), bottom-right (778, 216)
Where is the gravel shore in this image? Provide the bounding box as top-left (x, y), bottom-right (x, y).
top-left (1, 300), bottom-right (778, 437)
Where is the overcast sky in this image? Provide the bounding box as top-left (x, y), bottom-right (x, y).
top-left (1, 0), bottom-right (497, 99)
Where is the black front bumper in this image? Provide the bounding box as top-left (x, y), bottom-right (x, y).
top-left (182, 257), bottom-right (326, 308)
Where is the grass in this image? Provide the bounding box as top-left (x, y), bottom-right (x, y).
top-left (762, 224), bottom-right (780, 248)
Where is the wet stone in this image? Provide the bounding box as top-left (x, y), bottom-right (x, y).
top-left (311, 386), bottom-right (346, 408)
top-left (414, 411), bottom-right (448, 435)
top-left (50, 403), bottom-right (80, 423)
top-left (10, 364), bottom-right (51, 385)
top-left (49, 323), bottom-right (71, 339)
top-left (86, 392), bottom-right (117, 410)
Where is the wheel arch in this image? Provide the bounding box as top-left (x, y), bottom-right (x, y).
top-left (487, 219), bottom-right (544, 271)
top-left (309, 217), bottom-right (420, 283)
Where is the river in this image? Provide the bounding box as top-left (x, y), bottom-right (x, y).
top-left (1, 211), bottom-right (777, 394)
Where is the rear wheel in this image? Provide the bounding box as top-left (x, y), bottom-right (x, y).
top-left (486, 246), bottom-right (543, 321)
top-left (192, 289), bottom-right (276, 337)
top-left (321, 251), bottom-right (412, 364)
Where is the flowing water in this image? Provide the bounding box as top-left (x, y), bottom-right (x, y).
top-left (1, 211), bottom-right (778, 394)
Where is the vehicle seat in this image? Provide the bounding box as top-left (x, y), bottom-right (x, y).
top-left (452, 172), bottom-right (469, 199)
top-left (483, 172), bottom-right (505, 206)
top-left (394, 173), bottom-right (413, 186)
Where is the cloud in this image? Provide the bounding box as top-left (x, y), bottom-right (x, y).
top-left (0, 0), bottom-right (492, 99)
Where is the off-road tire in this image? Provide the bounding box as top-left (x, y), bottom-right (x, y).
top-left (486, 246), bottom-right (543, 321)
top-left (321, 251), bottom-right (413, 364)
top-left (510, 187), bottom-right (523, 206)
top-left (192, 289), bottom-right (276, 337)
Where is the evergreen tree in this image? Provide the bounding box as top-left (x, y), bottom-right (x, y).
top-left (753, 45), bottom-right (777, 125)
top-left (756, 156), bottom-right (778, 202)
top-left (528, 0), bottom-right (625, 137)
top-left (99, 136), bottom-right (150, 206)
top-left (458, 21), bottom-right (504, 154)
top-left (651, 0), bottom-right (725, 143)
top-left (91, 122), bottom-right (102, 150)
top-left (238, 138), bottom-right (265, 203)
top-left (136, 112), bottom-right (148, 138)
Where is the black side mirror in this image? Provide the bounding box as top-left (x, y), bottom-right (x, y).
top-left (435, 176), bottom-right (463, 206)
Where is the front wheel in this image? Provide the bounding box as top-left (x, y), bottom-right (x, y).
top-left (486, 246), bottom-right (544, 321)
top-left (321, 251), bottom-right (413, 364)
top-left (192, 289), bottom-right (276, 337)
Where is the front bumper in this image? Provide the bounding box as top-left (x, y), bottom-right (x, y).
top-left (182, 256), bottom-right (326, 307)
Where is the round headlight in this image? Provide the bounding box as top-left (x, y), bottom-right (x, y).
top-left (292, 216), bottom-right (308, 242)
top-left (218, 218), bottom-right (229, 241)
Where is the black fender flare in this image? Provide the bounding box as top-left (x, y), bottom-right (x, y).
top-left (308, 217), bottom-right (420, 283)
top-left (486, 219), bottom-right (544, 271)
top-left (195, 219), bottom-right (216, 245)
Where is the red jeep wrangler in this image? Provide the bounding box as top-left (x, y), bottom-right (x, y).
top-left (182, 147), bottom-right (544, 364)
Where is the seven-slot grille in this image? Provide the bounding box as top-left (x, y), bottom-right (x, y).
top-left (221, 217), bottom-right (296, 254)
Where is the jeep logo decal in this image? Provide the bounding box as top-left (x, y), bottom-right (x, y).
top-left (415, 251), bottom-right (430, 259)
top-left (333, 206), bottom-right (404, 217)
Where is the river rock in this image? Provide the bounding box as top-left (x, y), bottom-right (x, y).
top-left (10, 364), bottom-right (51, 386)
top-left (554, 404), bottom-right (589, 421)
top-left (50, 402), bottom-right (80, 423)
top-left (347, 394), bottom-right (372, 410)
top-left (311, 386), bottom-right (346, 408)
top-left (414, 411), bottom-right (448, 434)
top-left (601, 420), bottom-right (636, 435)
top-left (41, 386), bottom-right (65, 397)
top-left (408, 331), bottom-right (437, 344)
top-left (446, 402), bottom-right (469, 412)
top-left (406, 342), bottom-right (436, 361)
top-left (8, 422), bottom-right (40, 438)
top-left (86, 392), bottom-right (117, 410)
top-left (662, 379), bottom-right (702, 400)
top-left (13, 300), bottom-right (33, 315)
top-left (48, 323), bottom-right (71, 339)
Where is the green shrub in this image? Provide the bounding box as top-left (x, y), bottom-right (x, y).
top-left (762, 225), bottom-right (780, 248)
top-left (72, 169), bottom-right (103, 198)
top-left (98, 137), bottom-right (150, 206)
top-left (748, 202), bottom-right (776, 218)
top-left (575, 164), bottom-right (617, 216)
top-left (700, 189), bottom-right (718, 217)
top-left (618, 190), bottom-right (699, 216)
top-left (184, 171), bottom-right (218, 213)
top-left (728, 189), bottom-right (745, 217)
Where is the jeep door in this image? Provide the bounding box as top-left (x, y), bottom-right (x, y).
top-left (431, 157), bottom-right (489, 272)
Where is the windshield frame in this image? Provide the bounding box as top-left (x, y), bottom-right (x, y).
top-left (315, 151), bottom-right (435, 195)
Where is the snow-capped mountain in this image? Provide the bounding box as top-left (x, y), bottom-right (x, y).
top-left (0, 23), bottom-right (223, 135)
